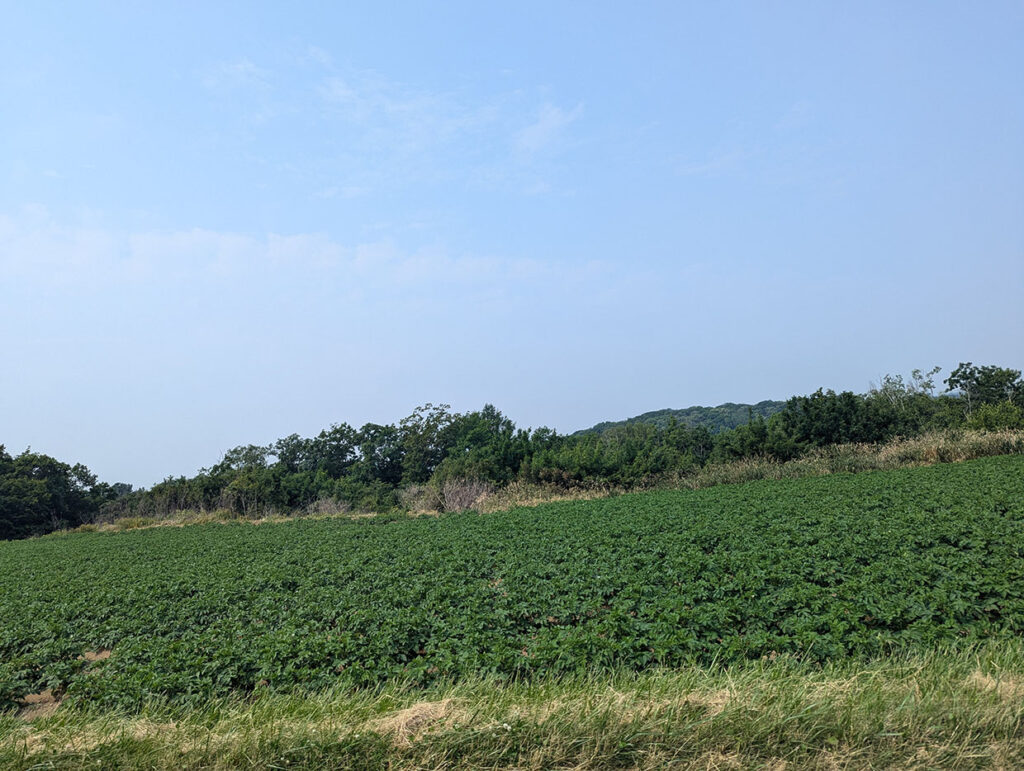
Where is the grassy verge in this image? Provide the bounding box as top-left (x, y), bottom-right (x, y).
top-left (478, 428), bottom-right (1024, 513)
top-left (3, 642), bottom-right (1022, 770)
top-left (675, 428), bottom-right (1024, 489)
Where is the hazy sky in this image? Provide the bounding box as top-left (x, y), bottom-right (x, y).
top-left (2, 1), bottom-right (1022, 487)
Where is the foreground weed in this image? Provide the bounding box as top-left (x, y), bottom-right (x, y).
top-left (2, 643), bottom-right (1023, 769)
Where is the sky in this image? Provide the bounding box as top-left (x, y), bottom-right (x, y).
top-left (2, 1), bottom-right (1022, 487)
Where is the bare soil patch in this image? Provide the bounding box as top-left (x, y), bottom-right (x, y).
top-left (79, 649), bottom-right (112, 663)
top-left (18, 689), bottom-right (60, 721)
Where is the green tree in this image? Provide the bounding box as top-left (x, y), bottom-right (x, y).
top-left (212, 443), bottom-right (270, 474)
top-left (272, 434), bottom-right (313, 473)
top-left (945, 363), bottom-right (1024, 414)
top-left (431, 405), bottom-right (527, 486)
top-left (399, 403), bottom-right (454, 484)
top-left (353, 423), bottom-right (404, 486)
top-left (0, 447), bottom-right (102, 539)
top-left (308, 423), bottom-right (358, 478)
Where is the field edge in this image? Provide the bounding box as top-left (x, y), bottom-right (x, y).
top-left (3, 640), bottom-right (1023, 770)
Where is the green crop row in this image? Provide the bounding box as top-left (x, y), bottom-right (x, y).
top-left (2, 455), bottom-right (1023, 710)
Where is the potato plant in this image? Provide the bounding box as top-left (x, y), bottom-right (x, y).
top-left (1, 456), bottom-right (1022, 709)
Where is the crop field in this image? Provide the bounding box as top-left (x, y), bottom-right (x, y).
top-left (2, 455), bottom-right (1023, 713)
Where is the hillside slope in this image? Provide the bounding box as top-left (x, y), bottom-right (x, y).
top-left (2, 455), bottom-right (1022, 711)
top-left (576, 399), bottom-right (786, 435)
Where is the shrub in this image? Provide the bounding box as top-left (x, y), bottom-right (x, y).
top-left (440, 478), bottom-right (493, 512)
top-left (303, 498), bottom-right (352, 517)
top-left (399, 485), bottom-right (442, 513)
top-left (968, 402), bottom-right (1024, 431)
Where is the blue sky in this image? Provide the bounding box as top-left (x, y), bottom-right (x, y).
top-left (2, 1), bottom-right (1022, 486)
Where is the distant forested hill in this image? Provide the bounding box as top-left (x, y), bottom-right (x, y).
top-left (576, 400), bottom-right (787, 435)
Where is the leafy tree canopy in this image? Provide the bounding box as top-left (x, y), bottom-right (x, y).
top-left (945, 362), bottom-right (1023, 411)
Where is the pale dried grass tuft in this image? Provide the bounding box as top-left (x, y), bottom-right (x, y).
top-left (692, 750), bottom-right (748, 770)
top-left (371, 698), bottom-right (464, 745)
top-left (964, 670), bottom-right (1024, 702)
top-left (685, 688), bottom-right (732, 717)
top-left (476, 480), bottom-right (622, 514)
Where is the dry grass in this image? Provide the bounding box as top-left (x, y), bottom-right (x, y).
top-left (302, 497), bottom-right (352, 517)
top-left (476, 479), bottom-right (625, 514)
top-left (371, 698), bottom-right (464, 745)
top-left (477, 429), bottom-right (1024, 512)
top-left (4, 641), bottom-right (1023, 769)
top-left (400, 484), bottom-right (442, 513)
top-left (965, 671), bottom-right (1024, 703)
top-left (441, 477), bottom-right (494, 512)
top-left (675, 428), bottom-right (1024, 491)
top-left (66, 505), bottom-right (383, 536)
top-left (73, 509), bottom-right (241, 534)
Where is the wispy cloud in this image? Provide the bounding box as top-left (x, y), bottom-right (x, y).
top-left (675, 147), bottom-right (753, 178)
top-left (200, 58), bottom-right (272, 92)
top-left (313, 67), bottom-right (498, 156)
top-left (0, 207), bottom-right (609, 299)
top-left (193, 46), bottom-right (584, 196)
top-left (312, 185), bottom-right (366, 200)
top-left (303, 45), bottom-right (335, 69)
top-left (516, 102), bottom-right (584, 154)
top-left (318, 76), bottom-right (357, 105)
top-left (774, 100), bottom-right (814, 133)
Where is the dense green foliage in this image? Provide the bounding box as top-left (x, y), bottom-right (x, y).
top-left (2, 456), bottom-right (1022, 710)
top-left (579, 400), bottom-right (786, 435)
top-left (0, 447), bottom-right (130, 541)
top-left (99, 361), bottom-right (1021, 523)
top-left (2, 362), bottom-right (1021, 537)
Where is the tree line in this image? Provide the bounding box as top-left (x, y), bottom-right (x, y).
top-left (580, 400), bottom-right (786, 435)
top-left (2, 362), bottom-right (1022, 540)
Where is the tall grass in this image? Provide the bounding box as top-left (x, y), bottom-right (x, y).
top-left (676, 429), bottom-right (1024, 490)
top-left (3, 641), bottom-right (1022, 769)
top-left (481, 429), bottom-right (1024, 513)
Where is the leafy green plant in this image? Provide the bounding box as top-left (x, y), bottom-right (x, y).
top-left (1, 456), bottom-right (1022, 710)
